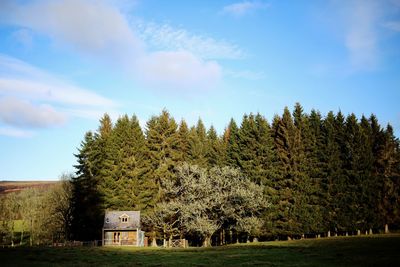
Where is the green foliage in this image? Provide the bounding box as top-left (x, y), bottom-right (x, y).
top-left (68, 105), bottom-right (400, 244)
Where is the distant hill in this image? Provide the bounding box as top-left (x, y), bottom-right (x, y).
top-left (0, 181), bottom-right (58, 195)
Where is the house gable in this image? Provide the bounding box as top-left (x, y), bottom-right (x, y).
top-left (103, 211), bottom-right (140, 230)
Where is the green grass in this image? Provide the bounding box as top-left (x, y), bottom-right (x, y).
top-left (1, 234), bottom-right (399, 266)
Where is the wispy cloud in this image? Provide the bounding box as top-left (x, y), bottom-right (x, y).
top-left (325, 0), bottom-right (400, 72)
top-left (222, 1), bottom-right (269, 17)
top-left (0, 126), bottom-right (34, 138)
top-left (383, 21), bottom-right (400, 32)
top-left (0, 54), bottom-right (118, 135)
top-left (136, 21), bottom-right (245, 60)
top-left (10, 0), bottom-right (143, 60)
top-left (136, 51), bottom-right (221, 90)
top-left (0, 55), bottom-right (117, 108)
top-left (344, 0), bottom-right (380, 70)
top-left (2, 0), bottom-right (226, 90)
top-left (0, 97), bottom-right (66, 128)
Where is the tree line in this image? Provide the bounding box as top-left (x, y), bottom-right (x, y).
top-left (0, 178), bottom-right (71, 246)
top-left (1, 103), bottom-right (399, 246)
top-left (71, 103), bottom-right (400, 245)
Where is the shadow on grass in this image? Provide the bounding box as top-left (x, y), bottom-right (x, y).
top-left (0, 234), bottom-right (399, 266)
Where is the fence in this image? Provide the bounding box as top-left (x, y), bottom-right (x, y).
top-left (52, 240), bottom-right (102, 247)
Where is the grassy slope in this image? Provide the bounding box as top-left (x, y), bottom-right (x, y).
top-left (0, 181), bottom-right (57, 195)
top-left (1, 234), bottom-right (399, 266)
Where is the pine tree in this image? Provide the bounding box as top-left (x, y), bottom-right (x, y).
top-left (177, 119), bottom-right (191, 162)
top-left (270, 108), bottom-right (299, 237)
top-left (238, 113), bottom-right (275, 185)
top-left (143, 110), bottom-right (180, 204)
top-left (70, 131), bottom-right (104, 240)
top-left (225, 118), bottom-right (241, 168)
top-left (206, 125), bottom-right (224, 167)
top-left (292, 104), bottom-right (323, 234)
top-left (98, 115), bottom-right (145, 210)
top-left (188, 119), bottom-right (208, 167)
top-left (376, 124), bottom-right (400, 230)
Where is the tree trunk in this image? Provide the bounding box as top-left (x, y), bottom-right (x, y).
top-left (327, 231), bottom-right (331, 238)
top-left (151, 231), bottom-right (157, 247)
top-left (385, 224), bottom-right (389, 234)
top-left (11, 228), bottom-right (14, 247)
top-left (357, 229), bottom-right (360, 236)
top-left (203, 235), bottom-right (212, 247)
top-left (20, 229), bottom-right (24, 245)
top-left (369, 228), bottom-right (373, 235)
top-left (30, 219), bottom-right (33, 246)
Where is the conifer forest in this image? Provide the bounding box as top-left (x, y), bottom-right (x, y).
top-left (1, 103), bottom-right (399, 247)
top-left (69, 103), bottom-right (400, 245)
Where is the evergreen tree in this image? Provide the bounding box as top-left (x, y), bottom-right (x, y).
top-left (70, 131), bottom-right (103, 240)
top-left (188, 119), bottom-right (208, 167)
top-left (238, 113), bottom-right (275, 185)
top-left (291, 103), bottom-right (322, 234)
top-left (143, 110), bottom-right (180, 204)
top-left (225, 118), bottom-right (241, 168)
top-left (177, 119), bottom-right (191, 162)
top-left (206, 125), bottom-right (224, 167)
top-left (98, 115), bottom-right (146, 211)
top-left (270, 108), bottom-right (299, 237)
top-left (376, 124), bottom-right (400, 230)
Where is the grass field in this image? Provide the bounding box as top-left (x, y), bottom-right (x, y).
top-left (1, 234), bottom-right (399, 266)
top-left (0, 235), bottom-right (400, 266)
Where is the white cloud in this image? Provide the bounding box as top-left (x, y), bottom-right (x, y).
top-left (136, 21), bottom-right (245, 60)
top-left (0, 78), bottom-right (116, 108)
top-left (0, 54), bottom-right (118, 132)
top-left (0, 126), bottom-right (34, 138)
top-left (383, 21), bottom-right (400, 31)
top-left (11, 0), bottom-right (143, 60)
top-left (3, 0), bottom-right (225, 90)
top-left (325, 0), bottom-right (400, 71)
top-left (222, 1), bottom-right (269, 17)
top-left (0, 55), bottom-right (117, 108)
top-left (136, 51), bottom-right (221, 90)
top-left (0, 97), bottom-right (66, 128)
top-left (344, 0), bottom-right (380, 70)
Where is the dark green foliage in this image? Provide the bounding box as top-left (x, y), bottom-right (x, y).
top-left (206, 125), bottom-right (225, 167)
top-left (71, 131), bottom-right (104, 240)
top-left (187, 119), bottom-right (208, 167)
top-left (225, 118), bottom-right (241, 168)
top-left (70, 105), bottom-right (400, 242)
top-left (142, 110), bottom-right (180, 204)
top-left (177, 119), bottom-right (191, 162)
top-left (99, 115), bottom-right (146, 210)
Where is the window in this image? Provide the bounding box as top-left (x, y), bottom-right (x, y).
top-left (120, 214), bottom-right (129, 223)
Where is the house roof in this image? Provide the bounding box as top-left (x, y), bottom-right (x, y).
top-left (103, 211), bottom-right (140, 230)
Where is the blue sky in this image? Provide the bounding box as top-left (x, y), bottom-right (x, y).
top-left (0, 0), bottom-right (399, 180)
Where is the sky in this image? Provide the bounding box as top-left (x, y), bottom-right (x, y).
top-left (0, 0), bottom-right (399, 180)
